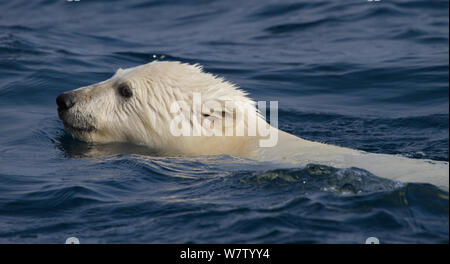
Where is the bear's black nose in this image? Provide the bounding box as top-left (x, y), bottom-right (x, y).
top-left (56, 93), bottom-right (76, 110)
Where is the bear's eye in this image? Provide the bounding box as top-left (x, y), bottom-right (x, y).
top-left (118, 84), bottom-right (133, 98)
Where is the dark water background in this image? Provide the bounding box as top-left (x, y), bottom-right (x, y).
top-left (0, 0), bottom-right (448, 243)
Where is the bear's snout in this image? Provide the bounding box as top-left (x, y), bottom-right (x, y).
top-left (56, 92), bottom-right (76, 111)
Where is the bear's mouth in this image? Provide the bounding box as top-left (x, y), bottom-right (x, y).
top-left (63, 122), bottom-right (96, 133)
top-left (58, 108), bottom-right (96, 133)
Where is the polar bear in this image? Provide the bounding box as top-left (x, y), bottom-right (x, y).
top-left (56, 61), bottom-right (449, 189)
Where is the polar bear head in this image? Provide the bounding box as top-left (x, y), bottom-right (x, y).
top-left (56, 61), bottom-right (273, 156)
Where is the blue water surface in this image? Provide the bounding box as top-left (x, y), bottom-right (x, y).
top-left (0, 0), bottom-right (448, 243)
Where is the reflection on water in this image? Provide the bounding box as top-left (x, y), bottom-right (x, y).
top-left (55, 130), bottom-right (163, 158)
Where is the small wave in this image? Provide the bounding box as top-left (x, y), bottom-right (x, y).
top-left (0, 185), bottom-right (113, 217)
top-left (252, 2), bottom-right (327, 18)
top-left (265, 18), bottom-right (338, 34)
top-left (234, 164), bottom-right (402, 195)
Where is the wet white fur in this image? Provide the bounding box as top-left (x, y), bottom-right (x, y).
top-left (63, 61), bottom-right (449, 189)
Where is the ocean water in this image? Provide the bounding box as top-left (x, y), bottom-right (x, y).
top-left (0, 0), bottom-right (448, 243)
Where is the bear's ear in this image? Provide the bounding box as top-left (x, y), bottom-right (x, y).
top-left (201, 100), bottom-right (234, 125)
top-left (200, 112), bottom-right (222, 129)
top-left (113, 68), bottom-right (125, 77)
